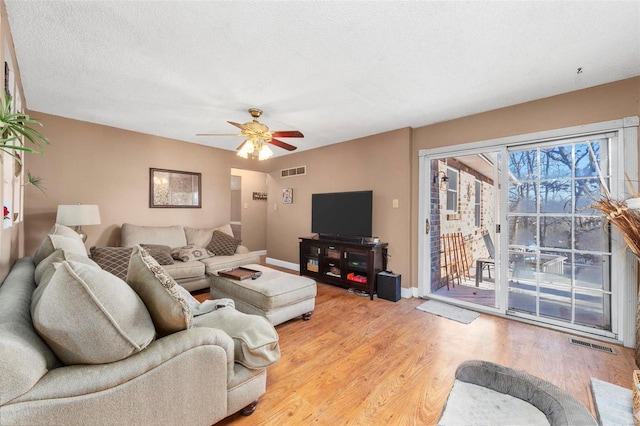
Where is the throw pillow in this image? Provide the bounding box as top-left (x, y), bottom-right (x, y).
top-left (33, 224), bottom-right (84, 265)
top-left (35, 248), bottom-right (99, 286)
top-left (90, 246), bottom-right (134, 280)
top-left (31, 260), bottom-right (155, 365)
top-left (50, 223), bottom-right (83, 239)
top-left (140, 244), bottom-right (174, 265)
top-left (126, 245), bottom-right (192, 337)
top-left (185, 224), bottom-right (235, 247)
top-left (206, 230), bottom-right (242, 256)
top-left (33, 233), bottom-right (88, 265)
top-left (170, 244), bottom-right (214, 262)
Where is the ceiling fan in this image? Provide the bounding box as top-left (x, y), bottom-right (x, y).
top-left (197, 108), bottom-right (303, 160)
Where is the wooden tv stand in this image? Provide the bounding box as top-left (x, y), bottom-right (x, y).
top-left (299, 237), bottom-right (388, 300)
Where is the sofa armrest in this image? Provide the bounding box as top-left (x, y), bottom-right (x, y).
top-left (8, 327), bottom-right (233, 402)
top-left (2, 328), bottom-right (234, 425)
top-left (454, 360), bottom-right (597, 426)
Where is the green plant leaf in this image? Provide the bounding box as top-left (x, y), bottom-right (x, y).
top-left (0, 93), bottom-right (49, 154)
top-left (25, 171), bottom-right (46, 194)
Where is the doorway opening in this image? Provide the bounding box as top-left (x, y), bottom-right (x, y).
top-left (429, 154), bottom-right (500, 309)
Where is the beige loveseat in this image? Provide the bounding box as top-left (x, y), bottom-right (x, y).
top-left (120, 223), bottom-right (261, 291)
top-left (0, 224), bottom-right (279, 425)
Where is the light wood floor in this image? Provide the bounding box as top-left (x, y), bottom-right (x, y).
top-left (195, 268), bottom-right (636, 425)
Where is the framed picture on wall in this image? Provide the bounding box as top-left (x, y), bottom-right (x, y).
top-left (282, 188), bottom-right (293, 204)
top-left (149, 168), bottom-right (201, 208)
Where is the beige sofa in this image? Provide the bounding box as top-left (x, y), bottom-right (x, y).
top-left (0, 225), bottom-right (279, 425)
top-left (120, 223), bottom-right (261, 291)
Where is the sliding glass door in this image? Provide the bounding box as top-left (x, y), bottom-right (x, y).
top-left (506, 136), bottom-right (613, 332)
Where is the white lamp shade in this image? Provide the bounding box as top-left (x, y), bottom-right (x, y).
top-left (56, 205), bottom-right (101, 226)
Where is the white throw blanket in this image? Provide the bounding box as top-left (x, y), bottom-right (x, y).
top-left (176, 285), bottom-right (235, 317)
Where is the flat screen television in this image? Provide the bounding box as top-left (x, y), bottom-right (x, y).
top-left (311, 190), bottom-right (373, 238)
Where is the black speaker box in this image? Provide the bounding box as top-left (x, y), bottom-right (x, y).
top-left (377, 271), bottom-right (401, 302)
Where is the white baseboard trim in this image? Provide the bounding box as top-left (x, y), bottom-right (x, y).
top-left (253, 250), bottom-right (267, 256)
top-left (402, 287), bottom-right (416, 299)
top-left (266, 257), bottom-right (299, 272)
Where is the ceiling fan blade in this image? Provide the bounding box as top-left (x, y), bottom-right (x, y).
top-left (271, 130), bottom-right (304, 138)
top-left (196, 133), bottom-right (244, 137)
top-left (270, 138), bottom-right (297, 151)
top-left (236, 140), bottom-right (250, 150)
top-left (228, 121), bottom-right (249, 131)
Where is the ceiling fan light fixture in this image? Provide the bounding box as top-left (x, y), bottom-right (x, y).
top-left (237, 140), bottom-right (254, 158)
top-left (199, 108), bottom-right (302, 158)
top-left (258, 144), bottom-right (273, 161)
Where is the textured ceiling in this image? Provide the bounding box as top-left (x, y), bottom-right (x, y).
top-left (5, 1), bottom-right (640, 157)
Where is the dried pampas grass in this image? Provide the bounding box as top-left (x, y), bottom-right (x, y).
top-left (591, 197), bottom-right (640, 257)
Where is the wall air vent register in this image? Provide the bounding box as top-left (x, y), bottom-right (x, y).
top-left (281, 166), bottom-right (306, 178)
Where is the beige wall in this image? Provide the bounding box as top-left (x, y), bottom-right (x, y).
top-left (24, 113), bottom-right (271, 256)
top-left (16, 77), bottom-right (640, 296)
top-left (231, 168), bottom-right (267, 251)
top-left (410, 77), bottom-right (640, 288)
top-left (266, 128), bottom-right (412, 285)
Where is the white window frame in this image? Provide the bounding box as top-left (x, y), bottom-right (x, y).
top-left (474, 179), bottom-right (481, 228)
top-left (445, 167), bottom-right (459, 213)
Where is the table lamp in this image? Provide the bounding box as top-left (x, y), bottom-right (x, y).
top-left (56, 204), bottom-right (101, 242)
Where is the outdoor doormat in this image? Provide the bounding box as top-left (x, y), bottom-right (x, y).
top-left (416, 300), bottom-right (480, 324)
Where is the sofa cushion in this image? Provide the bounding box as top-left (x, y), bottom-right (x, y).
top-left (0, 258), bottom-right (59, 406)
top-left (35, 248), bottom-right (99, 285)
top-left (33, 233), bottom-right (87, 266)
top-left (185, 224), bottom-right (234, 248)
top-left (193, 307), bottom-right (280, 369)
top-left (200, 251), bottom-right (261, 274)
top-left (31, 260), bottom-right (155, 365)
top-left (140, 244), bottom-right (174, 265)
top-left (162, 259), bottom-right (206, 280)
top-left (207, 230), bottom-right (242, 256)
top-left (121, 223), bottom-right (187, 248)
top-left (126, 245), bottom-right (192, 337)
top-left (171, 244), bottom-right (213, 262)
top-left (90, 246), bottom-right (134, 280)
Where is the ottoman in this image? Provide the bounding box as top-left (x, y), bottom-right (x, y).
top-left (209, 264), bottom-right (316, 326)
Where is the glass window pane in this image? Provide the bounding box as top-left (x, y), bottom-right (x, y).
top-left (508, 216), bottom-right (538, 248)
top-left (575, 289), bottom-right (611, 330)
top-left (575, 217), bottom-right (610, 252)
top-left (575, 178), bottom-right (607, 213)
top-left (509, 182), bottom-right (538, 213)
top-left (508, 279), bottom-right (536, 314)
top-left (540, 179), bottom-right (571, 213)
top-left (447, 168), bottom-right (458, 187)
top-left (540, 145), bottom-right (572, 179)
top-left (509, 150), bottom-right (537, 180)
top-left (475, 204), bottom-right (481, 227)
top-left (539, 284), bottom-right (572, 322)
top-left (540, 217), bottom-right (571, 249)
top-left (540, 250), bottom-right (570, 283)
top-left (574, 253), bottom-right (610, 291)
top-left (508, 249), bottom-right (538, 280)
top-left (575, 140), bottom-right (609, 178)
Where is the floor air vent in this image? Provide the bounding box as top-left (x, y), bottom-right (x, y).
top-left (568, 338), bottom-right (616, 354)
